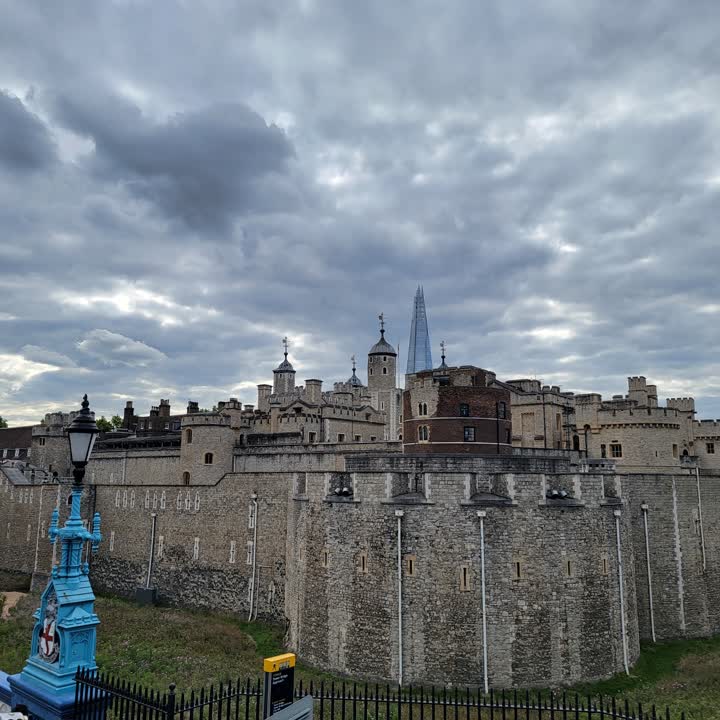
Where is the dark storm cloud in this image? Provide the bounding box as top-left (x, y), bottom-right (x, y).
top-left (0, 91), bottom-right (56, 172)
top-left (53, 93), bottom-right (299, 231)
top-left (0, 0), bottom-right (719, 424)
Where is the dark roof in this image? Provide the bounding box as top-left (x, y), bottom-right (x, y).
top-left (369, 335), bottom-right (396, 356)
top-left (0, 426), bottom-right (33, 449)
top-left (274, 357), bottom-right (295, 373)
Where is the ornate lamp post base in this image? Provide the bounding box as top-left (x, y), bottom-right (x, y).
top-left (0, 396), bottom-right (101, 720)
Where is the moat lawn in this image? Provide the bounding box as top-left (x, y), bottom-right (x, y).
top-left (1, 593), bottom-right (719, 718)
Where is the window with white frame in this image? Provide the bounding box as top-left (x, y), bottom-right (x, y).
top-left (229, 540), bottom-right (237, 564)
top-left (157, 535), bottom-right (164, 559)
top-left (246, 540), bottom-right (254, 565)
top-left (248, 503), bottom-right (256, 529)
top-left (109, 530), bottom-right (115, 552)
top-left (192, 537), bottom-right (200, 561)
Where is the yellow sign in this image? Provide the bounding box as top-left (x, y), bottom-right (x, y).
top-left (263, 653), bottom-right (296, 673)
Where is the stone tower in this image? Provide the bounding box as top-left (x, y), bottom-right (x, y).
top-left (273, 337), bottom-right (296, 395)
top-left (368, 313), bottom-right (397, 392)
top-left (406, 285), bottom-right (433, 374)
top-left (368, 314), bottom-right (402, 441)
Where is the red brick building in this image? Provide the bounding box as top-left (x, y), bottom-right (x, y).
top-left (403, 365), bottom-right (512, 455)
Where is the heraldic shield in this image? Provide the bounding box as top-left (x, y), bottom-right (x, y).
top-left (38, 591), bottom-right (60, 664)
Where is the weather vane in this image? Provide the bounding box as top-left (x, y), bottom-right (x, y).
top-left (379, 312), bottom-right (385, 334)
top-left (282, 336), bottom-right (289, 358)
top-left (351, 354), bottom-right (356, 370)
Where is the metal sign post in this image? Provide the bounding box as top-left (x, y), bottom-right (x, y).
top-left (263, 653), bottom-right (296, 719)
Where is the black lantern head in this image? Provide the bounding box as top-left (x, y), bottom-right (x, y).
top-left (67, 395), bottom-right (99, 476)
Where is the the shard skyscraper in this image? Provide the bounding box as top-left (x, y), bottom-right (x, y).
top-left (406, 286), bottom-right (433, 374)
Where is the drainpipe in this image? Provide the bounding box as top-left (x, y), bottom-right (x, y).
top-left (477, 510), bottom-right (489, 693)
top-left (248, 494), bottom-right (258, 621)
top-left (614, 509), bottom-right (629, 674)
top-left (695, 466), bottom-right (706, 572)
top-left (541, 391), bottom-right (547, 449)
top-left (33, 485), bottom-right (44, 574)
top-left (51, 483), bottom-right (61, 569)
top-left (146, 512), bottom-right (157, 589)
top-left (395, 509), bottom-right (404, 686)
top-left (640, 504), bottom-right (656, 642)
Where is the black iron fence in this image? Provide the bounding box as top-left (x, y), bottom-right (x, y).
top-left (74, 668), bottom-right (684, 720)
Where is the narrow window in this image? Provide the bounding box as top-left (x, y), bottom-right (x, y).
top-left (600, 554), bottom-right (609, 576)
top-left (204, 452), bottom-right (214, 465)
top-left (600, 444), bottom-right (607, 458)
top-left (459, 565), bottom-right (470, 591)
top-left (130, 490), bottom-right (135, 508)
top-left (192, 537), bottom-right (199, 561)
top-left (176, 492), bottom-right (183, 509)
top-left (122, 490), bottom-right (128, 508)
top-left (248, 502), bottom-right (256, 529)
top-left (358, 550), bottom-right (368, 574)
top-left (40, 521), bottom-right (46, 538)
top-left (369, 368), bottom-right (373, 375)
top-left (246, 540), bottom-right (254, 565)
top-left (380, 401), bottom-right (385, 410)
top-left (565, 559), bottom-right (574, 578)
top-left (186, 428), bottom-right (193, 444)
top-left (672, 444), bottom-right (679, 458)
top-left (182, 471), bottom-right (190, 485)
top-left (115, 490), bottom-right (120, 508)
top-left (354, 434), bottom-right (361, 442)
top-left (611, 443), bottom-right (623, 458)
top-left (38, 437), bottom-right (46, 446)
top-left (109, 530), bottom-right (115, 551)
top-left (383, 356), bottom-right (387, 362)
top-left (707, 442), bottom-right (715, 454)
top-left (145, 490), bottom-right (150, 508)
top-left (405, 555), bottom-right (416, 577)
top-left (160, 491), bottom-right (166, 509)
top-left (498, 401), bottom-right (507, 419)
top-left (337, 433), bottom-right (346, 442)
top-left (157, 535), bottom-right (164, 559)
top-left (229, 540), bottom-right (237, 564)
top-left (383, 367), bottom-right (388, 375)
top-left (26, 524), bottom-right (31, 542)
top-left (194, 492), bottom-right (200, 511)
top-left (464, 426), bottom-right (476, 442)
top-left (459, 403), bottom-right (470, 417)
top-left (152, 492), bottom-right (158, 510)
top-left (308, 431), bottom-right (317, 443)
top-left (512, 558), bottom-right (523, 580)
top-left (322, 549), bottom-right (329, 568)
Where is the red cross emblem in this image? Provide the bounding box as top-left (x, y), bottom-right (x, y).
top-left (39, 618), bottom-right (59, 662)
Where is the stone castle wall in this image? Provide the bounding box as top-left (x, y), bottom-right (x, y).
top-left (1, 451), bottom-right (720, 688)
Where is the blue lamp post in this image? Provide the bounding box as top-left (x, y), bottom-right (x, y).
top-left (8, 395), bottom-right (102, 720)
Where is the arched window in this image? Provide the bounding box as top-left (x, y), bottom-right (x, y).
top-left (204, 452), bottom-right (213, 465)
top-left (182, 472), bottom-right (190, 485)
top-left (572, 435), bottom-right (580, 451)
top-left (185, 428), bottom-right (193, 444)
top-left (382, 367), bottom-right (387, 375)
top-left (418, 426), bottom-right (429, 442)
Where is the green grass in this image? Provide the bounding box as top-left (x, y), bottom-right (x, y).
top-left (2, 592), bottom-right (720, 717)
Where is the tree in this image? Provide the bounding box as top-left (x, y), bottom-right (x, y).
top-left (111, 415), bottom-right (123, 430)
top-left (96, 416), bottom-right (113, 432)
top-left (0, 417), bottom-right (7, 429)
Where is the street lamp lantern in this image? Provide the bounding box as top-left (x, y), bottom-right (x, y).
top-left (67, 394), bottom-right (99, 483)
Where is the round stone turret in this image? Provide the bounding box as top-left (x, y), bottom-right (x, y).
top-left (368, 314), bottom-right (397, 392)
top-left (273, 337), bottom-right (296, 395)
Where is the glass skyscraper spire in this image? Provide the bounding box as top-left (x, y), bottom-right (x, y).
top-left (406, 286), bottom-right (433, 374)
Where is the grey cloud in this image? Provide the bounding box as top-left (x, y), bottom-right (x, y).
top-left (76, 330), bottom-right (168, 368)
top-left (53, 93), bottom-right (299, 231)
top-left (0, 91), bottom-right (56, 172)
top-left (0, 1), bottom-right (719, 424)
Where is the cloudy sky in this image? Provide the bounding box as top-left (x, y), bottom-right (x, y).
top-left (1, 1), bottom-right (719, 426)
